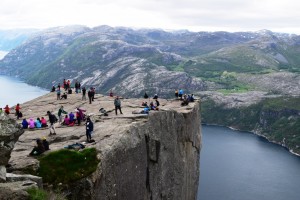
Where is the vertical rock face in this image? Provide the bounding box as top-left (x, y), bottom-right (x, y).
top-left (0, 113), bottom-right (24, 182)
top-left (91, 102), bottom-right (201, 200)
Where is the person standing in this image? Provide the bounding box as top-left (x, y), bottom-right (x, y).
top-left (88, 88), bottom-right (93, 104)
top-left (85, 117), bottom-right (94, 142)
top-left (15, 103), bottom-right (21, 119)
top-left (114, 96), bottom-right (123, 115)
top-left (82, 87), bottom-right (86, 101)
top-left (58, 106), bottom-right (68, 123)
top-left (47, 111), bottom-right (56, 135)
top-left (56, 87), bottom-right (61, 100)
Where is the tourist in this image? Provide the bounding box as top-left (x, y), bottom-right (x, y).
top-left (15, 103), bottom-right (21, 119)
top-left (175, 89), bottom-right (179, 98)
top-left (85, 117), bottom-right (94, 142)
top-left (88, 88), bottom-right (93, 104)
top-left (64, 115), bottom-right (70, 125)
top-left (144, 92), bottom-right (149, 99)
top-left (114, 96), bottom-right (123, 115)
top-left (155, 99), bottom-right (160, 107)
top-left (28, 118), bottom-right (35, 129)
top-left (4, 105), bottom-right (10, 115)
top-left (76, 107), bottom-right (86, 125)
top-left (22, 118), bottom-right (29, 129)
top-left (60, 93), bottom-right (67, 100)
top-left (51, 85), bottom-right (55, 92)
top-left (41, 117), bottom-right (48, 127)
top-left (58, 106), bottom-right (68, 123)
top-left (179, 89), bottom-right (183, 100)
top-left (153, 94), bottom-right (158, 99)
top-left (47, 111), bottom-right (56, 135)
top-left (56, 87), bottom-right (61, 100)
top-left (109, 89), bottom-right (113, 97)
top-left (82, 87), bottom-right (86, 100)
top-left (69, 112), bottom-right (75, 123)
top-left (35, 118), bottom-right (42, 128)
top-left (29, 138), bottom-right (45, 156)
top-left (42, 137), bottom-right (50, 151)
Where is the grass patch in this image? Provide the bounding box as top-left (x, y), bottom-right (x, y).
top-left (27, 188), bottom-right (48, 200)
top-left (38, 148), bottom-right (100, 185)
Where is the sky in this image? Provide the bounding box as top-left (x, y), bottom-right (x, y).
top-left (1, 0), bottom-right (300, 34)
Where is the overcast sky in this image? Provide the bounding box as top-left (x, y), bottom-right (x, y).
top-left (1, 0), bottom-right (300, 34)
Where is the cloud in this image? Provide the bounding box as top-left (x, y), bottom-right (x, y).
top-left (1, 0), bottom-right (300, 34)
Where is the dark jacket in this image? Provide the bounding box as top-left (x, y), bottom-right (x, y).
top-left (86, 121), bottom-right (94, 132)
top-left (48, 113), bottom-right (56, 124)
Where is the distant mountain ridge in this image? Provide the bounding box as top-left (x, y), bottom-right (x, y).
top-left (0, 29), bottom-right (37, 51)
top-left (0, 25), bottom-right (299, 96)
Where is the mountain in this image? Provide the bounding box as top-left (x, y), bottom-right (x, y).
top-left (0, 29), bottom-right (37, 51)
top-left (0, 25), bottom-right (299, 97)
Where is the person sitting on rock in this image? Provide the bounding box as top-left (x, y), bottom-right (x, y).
top-left (149, 102), bottom-right (156, 110)
top-left (29, 138), bottom-right (45, 156)
top-left (22, 118), bottom-right (29, 129)
top-left (63, 115), bottom-right (70, 125)
top-left (35, 118), bottom-right (42, 128)
top-left (41, 117), bottom-right (48, 127)
top-left (51, 85), bottom-right (55, 92)
top-left (42, 137), bottom-right (50, 151)
top-left (181, 94), bottom-right (189, 106)
top-left (153, 94), bottom-right (158, 99)
top-left (60, 92), bottom-right (67, 100)
top-left (28, 118), bottom-right (35, 129)
top-left (69, 112), bottom-right (75, 123)
top-left (142, 102), bottom-right (148, 107)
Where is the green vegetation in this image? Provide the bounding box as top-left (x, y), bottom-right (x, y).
top-left (27, 188), bottom-right (48, 200)
top-left (38, 148), bottom-right (100, 185)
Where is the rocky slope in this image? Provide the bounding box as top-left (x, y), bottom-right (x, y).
top-left (5, 91), bottom-right (201, 199)
top-left (1, 26), bottom-right (300, 97)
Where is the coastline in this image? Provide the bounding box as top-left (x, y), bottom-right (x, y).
top-left (202, 123), bottom-right (300, 157)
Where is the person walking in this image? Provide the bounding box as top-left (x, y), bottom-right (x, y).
top-left (114, 96), bottom-right (123, 115)
top-left (47, 111), bottom-right (56, 135)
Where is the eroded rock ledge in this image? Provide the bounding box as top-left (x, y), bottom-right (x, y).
top-left (7, 92), bottom-right (201, 199)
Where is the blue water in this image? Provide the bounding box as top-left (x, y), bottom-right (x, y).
top-left (0, 75), bottom-right (48, 107)
top-left (198, 125), bottom-right (300, 200)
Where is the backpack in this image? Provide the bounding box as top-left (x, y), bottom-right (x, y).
top-left (53, 114), bottom-right (58, 123)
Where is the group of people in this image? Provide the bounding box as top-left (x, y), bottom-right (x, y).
top-left (22, 117), bottom-right (48, 129)
top-left (175, 89), bottom-right (195, 106)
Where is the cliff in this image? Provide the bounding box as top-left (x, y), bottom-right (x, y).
top-left (4, 92), bottom-right (201, 199)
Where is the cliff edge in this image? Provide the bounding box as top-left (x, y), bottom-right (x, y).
top-left (7, 92), bottom-right (201, 199)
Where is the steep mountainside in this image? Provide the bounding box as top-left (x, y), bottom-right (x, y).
top-left (0, 29), bottom-right (37, 51)
top-left (1, 26), bottom-right (300, 97)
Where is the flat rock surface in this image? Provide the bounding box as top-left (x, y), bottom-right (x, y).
top-left (8, 91), bottom-right (197, 173)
